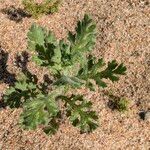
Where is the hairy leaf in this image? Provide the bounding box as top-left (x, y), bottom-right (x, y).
top-left (28, 24), bottom-right (63, 73)
top-left (20, 94), bottom-right (59, 132)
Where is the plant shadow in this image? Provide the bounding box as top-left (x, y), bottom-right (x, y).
top-left (104, 90), bottom-right (129, 112)
top-left (0, 47), bottom-right (16, 85)
top-left (1, 6), bottom-right (31, 22)
top-left (104, 91), bottom-right (122, 111)
top-left (107, 95), bottom-right (120, 111)
top-left (0, 47), bottom-right (16, 109)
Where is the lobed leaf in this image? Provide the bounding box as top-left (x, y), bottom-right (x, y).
top-left (77, 57), bottom-right (127, 89)
top-left (3, 15), bottom-right (127, 135)
top-left (61, 95), bottom-right (98, 133)
top-left (20, 94), bottom-right (59, 132)
top-left (69, 14), bottom-right (97, 53)
top-left (99, 60), bottom-right (127, 82)
top-left (3, 79), bottom-right (37, 108)
top-left (27, 23), bottom-right (46, 51)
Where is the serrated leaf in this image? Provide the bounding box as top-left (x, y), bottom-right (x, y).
top-left (27, 25), bottom-right (63, 73)
top-left (27, 14), bottom-right (97, 77)
top-left (2, 14), bottom-right (127, 136)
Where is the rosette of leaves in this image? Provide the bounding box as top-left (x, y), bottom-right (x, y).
top-left (4, 14), bottom-right (127, 135)
top-left (22, 0), bottom-right (60, 18)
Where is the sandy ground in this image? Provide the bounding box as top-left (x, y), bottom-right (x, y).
top-left (0, 0), bottom-right (150, 149)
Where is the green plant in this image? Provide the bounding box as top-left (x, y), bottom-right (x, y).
top-left (60, 95), bottom-right (98, 133)
top-left (22, 0), bottom-right (60, 18)
top-left (4, 69), bottom-right (62, 134)
top-left (106, 92), bottom-right (129, 112)
top-left (4, 14), bottom-right (127, 135)
top-left (116, 98), bottom-right (129, 112)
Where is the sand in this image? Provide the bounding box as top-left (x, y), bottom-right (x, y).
top-left (0, 0), bottom-right (150, 149)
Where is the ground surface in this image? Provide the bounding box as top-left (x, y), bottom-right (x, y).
top-left (0, 0), bottom-right (150, 149)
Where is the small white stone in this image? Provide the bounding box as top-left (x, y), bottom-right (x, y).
top-left (145, 111), bottom-right (150, 122)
